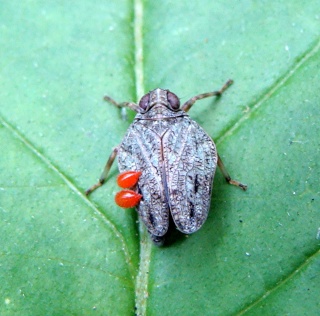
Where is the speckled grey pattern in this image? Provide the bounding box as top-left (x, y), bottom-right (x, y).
top-left (117, 89), bottom-right (217, 240)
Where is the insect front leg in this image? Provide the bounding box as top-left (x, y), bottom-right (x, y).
top-left (104, 95), bottom-right (140, 120)
top-left (85, 147), bottom-right (119, 196)
top-left (217, 154), bottom-right (247, 190)
top-left (181, 79), bottom-right (233, 112)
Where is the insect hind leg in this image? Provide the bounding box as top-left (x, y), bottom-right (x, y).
top-left (217, 154), bottom-right (247, 190)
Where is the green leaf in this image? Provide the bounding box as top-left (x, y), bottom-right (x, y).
top-left (1, 1), bottom-right (319, 315)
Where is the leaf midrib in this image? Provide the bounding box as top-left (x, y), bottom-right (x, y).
top-left (132, 0), bottom-right (151, 315)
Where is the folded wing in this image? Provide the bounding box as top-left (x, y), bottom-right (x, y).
top-left (163, 118), bottom-right (217, 233)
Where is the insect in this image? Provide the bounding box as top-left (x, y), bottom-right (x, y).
top-left (86, 80), bottom-right (247, 245)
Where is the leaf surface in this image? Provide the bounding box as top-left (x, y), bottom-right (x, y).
top-left (1, 1), bottom-right (319, 315)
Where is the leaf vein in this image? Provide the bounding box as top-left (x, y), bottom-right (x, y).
top-left (0, 115), bottom-right (135, 279)
top-left (217, 38), bottom-right (320, 146)
top-left (236, 247), bottom-right (320, 315)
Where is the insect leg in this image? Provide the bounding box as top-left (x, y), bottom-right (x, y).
top-left (104, 96), bottom-right (140, 113)
top-left (217, 154), bottom-right (247, 190)
top-left (85, 147), bottom-right (119, 196)
top-left (181, 79), bottom-right (233, 112)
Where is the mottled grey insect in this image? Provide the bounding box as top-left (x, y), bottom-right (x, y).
top-left (86, 80), bottom-right (247, 245)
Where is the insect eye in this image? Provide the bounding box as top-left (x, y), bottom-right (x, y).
top-left (167, 91), bottom-right (180, 110)
top-left (139, 93), bottom-right (150, 110)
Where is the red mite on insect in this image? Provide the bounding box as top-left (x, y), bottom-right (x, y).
top-left (86, 80), bottom-right (247, 245)
top-left (115, 189), bottom-right (142, 208)
top-left (115, 171), bottom-right (142, 207)
top-left (117, 170), bottom-right (142, 189)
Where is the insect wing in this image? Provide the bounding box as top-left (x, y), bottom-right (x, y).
top-left (118, 123), bottom-right (169, 236)
top-left (163, 118), bottom-right (217, 233)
